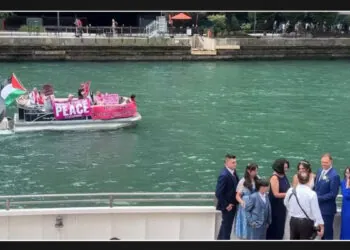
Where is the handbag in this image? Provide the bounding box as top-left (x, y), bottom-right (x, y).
top-left (288, 188), bottom-right (320, 239)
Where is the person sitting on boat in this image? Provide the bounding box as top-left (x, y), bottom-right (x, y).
top-left (94, 91), bottom-right (104, 105)
top-left (127, 94), bottom-right (136, 104)
top-left (29, 87), bottom-right (40, 105)
top-left (67, 94), bottom-right (74, 102)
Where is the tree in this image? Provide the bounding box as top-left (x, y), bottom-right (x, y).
top-left (207, 14), bottom-right (227, 35)
top-left (308, 12), bottom-right (338, 24)
top-left (229, 14), bottom-right (240, 31)
top-left (0, 12), bottom-right (13, 19)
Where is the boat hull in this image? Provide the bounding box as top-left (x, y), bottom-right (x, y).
top-left (12, 112), bottom-right (142, 133)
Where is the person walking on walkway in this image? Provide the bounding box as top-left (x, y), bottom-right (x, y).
top-left (215, 154), bottom-right (240, 240)
top-left (340, 166), bottom-right (350, 240)
top-left (314, 153), bottom-right (340, 240)
top-left (266, 158), bottom-right (290, 240)
top-left (284, 171), bottom-right (324, 240)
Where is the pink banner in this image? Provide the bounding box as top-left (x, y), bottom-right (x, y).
top-left (53, 99), bottom-right (91, 120)
top-left (102, 94), bottom-right (119, 105)
top-left (91, 102), bottom-right (137, 120)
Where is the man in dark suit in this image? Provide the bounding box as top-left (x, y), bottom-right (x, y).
top-left (215, 154), bottom-right (239, 240)
top-left (314, 153), bottom-right (340, 240)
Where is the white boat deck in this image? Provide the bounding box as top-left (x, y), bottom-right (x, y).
top-left (0, 192), bottom-right (343, 240)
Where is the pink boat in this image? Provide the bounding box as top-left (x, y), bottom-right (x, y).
top-left (9, 81), bottom-right (142, 133)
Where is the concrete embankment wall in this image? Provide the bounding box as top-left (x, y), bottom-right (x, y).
top-left (2, 36), bottom-right (350, 61)
top-left (0, 36), bottom-right (192, 61)
top-left (214, 37), bottom-right (350, 60)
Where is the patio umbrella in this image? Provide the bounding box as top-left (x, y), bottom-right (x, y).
top-left (170, 13), bottom-right (192, 34)
top-left (170, 13), bottom-right (192, 20)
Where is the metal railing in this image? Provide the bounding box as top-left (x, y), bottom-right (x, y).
top-left (0, 25), bottom-right (195, 38)
top-left (1, 25), bottom-right (150, 37)
top-left (0, 192), bottom-right (215, 210)
top-left (0, 192), bottom-right (343, 211)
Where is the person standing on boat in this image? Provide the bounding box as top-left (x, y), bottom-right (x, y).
top-left (234, 163), bottom-right (259, 239)
top-left (245, 179), bottom-right (272, 240)
top-left (340, 166), bottom-right (350, 240)
top-left (0, 107), bottom-right (9, 130)
top-left (314, 153), bottom-right (340, 240)
top-left (29, 87), bottom-right (40, 105)
top-left (284, 160), bottom-right (316, 239)
top-left (266, 158), bottom-right (290, 240)
top-left (215, 154), bottom-right (239, 240)
top-left (43, 94), bottom-right (54, 112)
top-left (284, 171), bottom-right (324, 240)
top-left (78, 87), bottom-right (84, 99)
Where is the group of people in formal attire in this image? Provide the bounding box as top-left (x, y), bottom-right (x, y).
top-left (215, 153), bottom-right (350, 240)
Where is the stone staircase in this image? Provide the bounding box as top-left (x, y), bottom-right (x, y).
top-left (191, 35), bottom-right (241, 56)
top-left (145, 16), bottom-right (168, 38)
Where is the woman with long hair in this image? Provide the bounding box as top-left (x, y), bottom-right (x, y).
top-left (266, 158), bottom-right (290, 240)
top-left (291, 160), bottom-right (316, 188)
top-left (234, 163), bottom-right (259, 239)
top-left (340, 166), bottom-right (350, 240)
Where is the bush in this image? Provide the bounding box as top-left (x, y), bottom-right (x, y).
top-left (18, 25), bottom-right (46, 32)
top-left (240, 23), bottom-right (252, 32)
top-left (0, 18), bottom-right (4, 30)
top-left (207, 14), bottom-right (227, 36)
top-left (230, 15), bottom-right (240, 31)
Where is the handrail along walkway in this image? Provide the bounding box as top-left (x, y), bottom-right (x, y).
top-left (0, 192), bottom-right (343, 211)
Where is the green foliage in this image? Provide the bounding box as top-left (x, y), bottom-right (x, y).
top-left (240, 23), bottom-right (252, 32)
top-left (308, 12), bottom-right (338, 24)
top-left (0, 12), bottom-right (13, 19)
top-left (18, 25), bottom-right (46, 32)
top-left (341, 15), bottom-right (350, 26)
top-left (229, 14), bottom-right (240, 31)
top-left (207, 14), bottom-right (227, 35)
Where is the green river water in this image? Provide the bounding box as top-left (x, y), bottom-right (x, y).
top-left (0, 60), bottom-right (350, 196)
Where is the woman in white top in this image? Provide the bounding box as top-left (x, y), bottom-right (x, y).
top-left (283, 160), bottom-right (315, 240)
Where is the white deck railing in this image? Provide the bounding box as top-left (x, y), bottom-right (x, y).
top-left (0, 192), bottom-right (343, 240)
top-left (0, 192), bottom-right (343, 210)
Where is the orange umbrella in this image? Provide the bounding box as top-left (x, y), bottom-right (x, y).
top-left (171, 13), bottom-right (192, 20)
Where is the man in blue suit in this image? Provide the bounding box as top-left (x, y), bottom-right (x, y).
top-left (215, 154), bottom-right (239, 240)
top-left (314, 153), bottom-right (340, 240)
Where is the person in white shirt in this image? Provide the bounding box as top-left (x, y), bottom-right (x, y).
top-left (284, 171), bottom-right (324, 240)
top-left (0, 114), bottom-right (9, 130)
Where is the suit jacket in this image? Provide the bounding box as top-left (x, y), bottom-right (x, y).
top-left (245, 192), bottom-right (272, 228)
top-left (215, 167), bottom-right (239, 211)
top-left (314, 167), bottom-right (340, 215)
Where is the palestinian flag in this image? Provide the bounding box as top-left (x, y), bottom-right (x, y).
top-left (0, 73), bottom-right (26, 106)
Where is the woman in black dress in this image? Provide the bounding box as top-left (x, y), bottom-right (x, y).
top-left (266, 158), bottom-right (291, 239)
